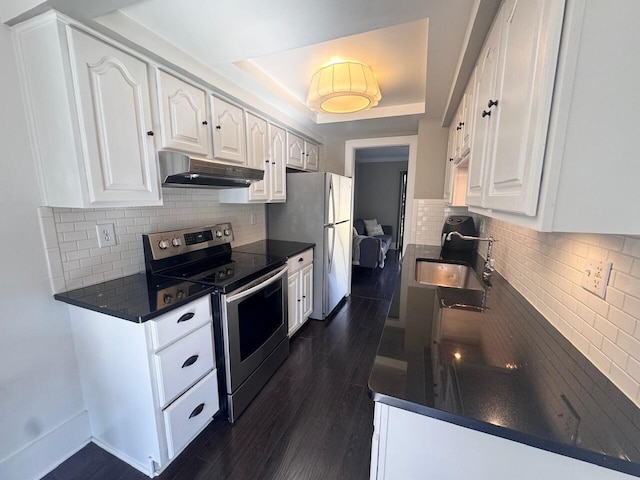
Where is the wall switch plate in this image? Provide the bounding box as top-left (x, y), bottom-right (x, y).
top-left (96, 223), bottom-right (116, 248)
top-left (250, 213), bottom-right (257, 225)
top-left (581, 259), bottom-right (612, 299)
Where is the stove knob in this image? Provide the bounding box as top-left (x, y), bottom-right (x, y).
top-left (224, 229), bottom-right (231, 236)
top-left (226, 268), bottom-right (233, 275)
top-left (218, 271), bottom-right (225, 278)
top-left (176, 290), bottom-right (185, 300)
top-left (158, 239), bottom-right (170, 250)
top-left (163, 294), bottom-right (173, 304)
top-left (215, 230), bottom-right (223, 238)
top-left (172, 237), bottom-right (182, 247)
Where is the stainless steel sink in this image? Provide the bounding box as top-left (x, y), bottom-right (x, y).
top-left (415, 259), bottom-right (484, 291)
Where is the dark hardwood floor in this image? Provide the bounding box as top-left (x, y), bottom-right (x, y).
top-left (42, 255), bottom-right (400, 480)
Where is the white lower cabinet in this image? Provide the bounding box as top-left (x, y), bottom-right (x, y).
top-left (68, 296), bottom-right (219, 477)
top-left (287, 248), bottom-right (314, 336)
top-left (370, 403), bottom-right (633, 480)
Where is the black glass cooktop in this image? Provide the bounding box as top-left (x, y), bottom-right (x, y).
top-left (156, 251), bottom-right (285, 294)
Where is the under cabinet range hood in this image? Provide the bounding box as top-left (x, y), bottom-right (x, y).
top-left (158, 151), bottom-right (263, 188)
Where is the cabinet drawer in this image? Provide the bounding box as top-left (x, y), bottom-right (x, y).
top-left (164, 369), bottom-right (219, 459)
top-left (150, 296), bottom-right (211, 349)
top-left (287, 248), bottom-right (313, 274)
top-left (154, 324), bottom-right (214, 407)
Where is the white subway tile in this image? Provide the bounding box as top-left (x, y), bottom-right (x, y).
top-left (602, 338), bottom-right (628, 369)
top-left (609, 363), bottom-right (640, 402)
top-left (59, 212), bottom-right (86, 223)
top-left (587, 344), bottom-right (611, 374)
top-left (623, 237), bottom-right (640, 258)
top-left (626, 355), bottom-right (640, 384)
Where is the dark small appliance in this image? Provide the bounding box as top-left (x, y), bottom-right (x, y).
top-left (441, 216), bottom-right (478, 252)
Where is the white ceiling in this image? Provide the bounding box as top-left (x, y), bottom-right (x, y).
top-left (110, 0), bottom-right (477, 126)
top-left (4, 0), bottom-right (497, 136)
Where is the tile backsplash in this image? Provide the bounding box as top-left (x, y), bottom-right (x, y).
top-left (39, 188), bottom-right (266, 293)
top-left (478, 218), bottom-right (640, 406)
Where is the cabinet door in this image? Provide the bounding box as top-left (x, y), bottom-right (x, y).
top-left (301, 264), bottom-right (314, 321)
top-left (287, 273), bottom-right (300, 337)
top-left (443, 127), bottom-right (456, 204)
top-left (157, 70), bottom-right (210, 156)
top-left (466, 20), bottom-right (501, 207)
top-left (286, 132), bottom-right (305, 169)
top-left (211, 96), bottom-right (246, 164)
top-left (461, 67), bottom-right (476, 157)
top-left (269, 124), bottom-right (287, 202)
top-left (305, 142), bottom-right (319, 171)
top-left (69, 28), bottom-right (160, 205)
top-left (484, 0), bottom-right (563, 215)
top-left (246, 113), bottom-right (269, 202)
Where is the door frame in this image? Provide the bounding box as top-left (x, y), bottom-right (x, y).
top-left (344, 135), bottom-right (418, 257)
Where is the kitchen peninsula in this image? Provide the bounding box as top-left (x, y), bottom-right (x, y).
top-left (369, 245), bottom-right (640, 479)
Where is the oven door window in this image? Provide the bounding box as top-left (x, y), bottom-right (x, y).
top-left (237, 281), bottom-right (283, 361)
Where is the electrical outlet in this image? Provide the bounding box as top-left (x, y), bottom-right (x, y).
top-left (250, 213), bottom-right (257, 225)
top-left (96, 223), bottom-right (117, 248)
top-left (581, 259), bottom-right (612, 299)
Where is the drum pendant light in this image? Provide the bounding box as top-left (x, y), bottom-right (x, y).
top-left (306, 61), bottom-right (381, 114)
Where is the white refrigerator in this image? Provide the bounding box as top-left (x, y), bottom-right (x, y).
top-left (267, 172), bottom-right (352, 320)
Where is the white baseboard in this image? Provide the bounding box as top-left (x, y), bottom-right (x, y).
top-left (0, 411), bottom-right (90, 480)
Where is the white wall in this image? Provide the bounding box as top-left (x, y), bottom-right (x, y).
top-left (0, 24), bottom-right (88, 480)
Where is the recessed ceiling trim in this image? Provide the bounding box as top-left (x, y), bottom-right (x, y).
top-left (316, 102), bottom-right (425, 124)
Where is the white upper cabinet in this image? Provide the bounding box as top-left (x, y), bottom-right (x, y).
top-left (467, 18), bottom-right (501, 209)
top-left (210, 96), bottom-right (246, 164)
top-left (218, 120), bottom-right (287, 204)
top-left (286, 131), bottom-right (319, 171)
top-left (14, 13), bottom-right (161, 208)
top-left (481, 0), bottom-right (563, 215)
top-left (156, 70), bottom-right (211, 157)
top-left (461, 0), bottom-right (640, 234)
top-left (286, 132), bottom-right (305, 169)
top-left (245, 113), bottom-right (269, 201)
top-left (269, 124), bottom-right (287, 202)
top-left (304, 142), bottom-right (319, 171)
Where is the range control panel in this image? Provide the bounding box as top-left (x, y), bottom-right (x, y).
top-left (144, 223), bottom-right (234, 260)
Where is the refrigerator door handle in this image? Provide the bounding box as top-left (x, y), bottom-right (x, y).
top-left (328, 175), bottom-right (336, 226)
top-left (327, 225), bottom-right (335, 274)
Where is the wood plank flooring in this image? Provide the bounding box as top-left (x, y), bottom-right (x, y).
top-left (42, 255), bottom-right (400, 480)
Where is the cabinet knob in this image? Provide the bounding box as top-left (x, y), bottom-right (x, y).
top-left (298, 299), bottom-right (301, 302)
top-left (272, 162), bottom-right (276, 165)
top-left (202, 120), bottom-right (208, 125)
top-left (146, 131), bottom-right (154, 136)
top-left (456, 125), bottom-right (462, 131)
top-left (216, 125), bottom-right (222, 130)
top-left (482, 110), bottom-right (491, 118)
top-left (488, 99), bottom-right (498, 108)
top-left (265, 159), bottom-right (270, 163)
top-left (449, 158), bottom-right (454, 162)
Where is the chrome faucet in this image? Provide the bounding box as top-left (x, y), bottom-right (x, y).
top-left (445, 231), bottom-right (496, 283)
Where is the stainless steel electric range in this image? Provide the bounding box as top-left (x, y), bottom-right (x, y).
top-left (143, 223), bottom-right (289, 423)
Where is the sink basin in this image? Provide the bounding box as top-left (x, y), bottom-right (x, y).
top-left (415, 259), bottom-right (484, 291)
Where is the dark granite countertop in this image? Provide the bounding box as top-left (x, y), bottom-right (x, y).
top-left (54, 273), bottom-right (214, 322)
top-left (369, 244), bottom-right (640, 477)
top-left (54, 240), bottom-right (315, 323)
top-left (233, 239), bottom-right (314, 258)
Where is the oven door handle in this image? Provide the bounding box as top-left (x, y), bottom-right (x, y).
top-left (225, 265), bottom-right (289, 304)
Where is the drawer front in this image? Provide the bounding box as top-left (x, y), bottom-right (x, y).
top-left (164, 369), bottom-right (219, 459)
top-left (150, 296), bottom-right (211, 349)
top-left (287, 248), bottom-right (313, 274)
top-left (155, 323), bottom-right (214, 407)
